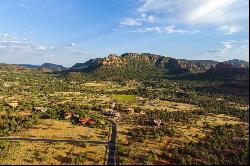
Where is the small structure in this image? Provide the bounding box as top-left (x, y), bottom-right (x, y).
top-left (87, 119), bottom-right (96, 125)
top-left (148, 102), bottom-right (156, 106)
top-left (114, 112), bottom-right (121, 120)
top-left (7, 101), bottom-right (19, 108)
top-left (102, 109), bottom-right (121, 119)
top-left (153, 120), bottom-right (164, 127)
top-left (145, 119), bottom-right (164, 127)
top-left (64, 112), bottom-right (72, 119)
top-left (111, 102), bottom-right (116, 110)
top-left (139, 111), bottom-right (145, 115)
top-left (33, 107), bottom-right (48, 113)
top-left (79, 117), bottom-right (95, 125)
top-left (72, 113), bottom-right (79, 118)
top-left (123, 108), bottom-right (134, 114)
top-left (102, 109), bottom-right (114, 116)
top-left (79, 117), bottom-right (89, 125)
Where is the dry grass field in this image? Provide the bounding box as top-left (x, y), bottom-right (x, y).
top-left (13, 119), bottom-right (109, 141)
top-left (0, 141), bottom-right (107, 165)
top-left (136, 100), bottom-right (198, 112)
top-left (0, 110), bottom-right (32, 116)
top-left (83, 81), bottom-right (137, 92)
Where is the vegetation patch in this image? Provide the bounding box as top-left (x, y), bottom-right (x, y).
top-left (113, 94), bottom-right (136, 103)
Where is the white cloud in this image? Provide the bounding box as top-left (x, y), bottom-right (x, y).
top-left (50, 46), bottom-right (56, 50)
top-left (0, 33), bottom-right (18, 41)
top-left (35, 45), bottom-right (47, 50)
top-left (216, 25), bottom-right (243, 35)
top-left (136, 0), bottom-right (249, 26)
top-left (120, 18), bottom-right (142, 26)
top-left (147, 15), bottom-right (157, 23)
top-left (186, 0), bottom-right (235, 24)
top-left (67, 42), bottom-right (77, 47)
top-left (19, 3), bottom-right (30, 9)
top-left (0, 33), bottom-right (97, 66)
top-left (208, 41), bottom-right (235, 53)
top-left (133, 27), bottom-right (161, 33)
top-left (120, 13), bottom-right (158, 27)
top-left (131, 25), bottom-right (200, 34)
top-left (208, 40), bottom-right (248, 53)
top-left (137, 0), bottom-right (171, 13)
top-left (0, 33), bottom-right (56, 51)
top-left (0, 34), bottom-right (29, 49)
top-left (221, 41), bottom-right (234, 53)
top-left (120, 0), bottom-right (248, 34)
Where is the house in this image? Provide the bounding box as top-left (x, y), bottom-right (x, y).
top-left (148, 102), bottom-right (156, 106)
top-left (72, 113), bottom-right (79, 118)
top-left (33, 107), bottom-right (48, 113)
top-left (101, 109), bottom-right (120, 119)
top-left (87, 119), bottom-right (96, 125)
top-left (153, 120), bottom-right (164, 127)
top-left (64, 112), bottom-right (72, 119)
top-left (139, 111), bottom-right (145, 115)
top-left (79, 117), bottom-right (96, 125)
top-left (114, 112), bottom-right (121, 120)
top-left (123, 108), bottom-right (134, 114)
top-left (136, 97), bottom-right (145, 101)
top-left (102, 109), bottom-right (115, 116)
top-left (79, 117), bottom-right (90, 125)
top-left (7, 101), bottom-right (19, 108)
top-left (145, 119), bottom-right (164, 127)
top-left (135, 110), bottom-right (145, 115)
top-left (111, 102), bottom-right (116, 110)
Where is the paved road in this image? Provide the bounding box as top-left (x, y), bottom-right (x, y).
top-left (0, 118), bottom-right (118, 165)
top-left (107, 119), bottom-right (117, 165)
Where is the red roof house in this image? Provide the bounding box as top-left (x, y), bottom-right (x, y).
top-left (79, 117), bottom-right (96, 125)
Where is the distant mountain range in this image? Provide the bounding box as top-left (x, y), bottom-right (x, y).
top-left (69, 54), bottom-right (249, 72)
top-left (66, 53), bottom-right (249, 81)
top-left (2, 53), bottom-right (248, 81)
top-left (17, 63), bottom-right (68, 71)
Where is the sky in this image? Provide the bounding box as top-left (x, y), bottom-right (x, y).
top-left (0, 0), bottom-right (249, 67)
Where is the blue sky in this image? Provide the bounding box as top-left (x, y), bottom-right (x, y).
top-left (0, 0), bottom-right (249, 67)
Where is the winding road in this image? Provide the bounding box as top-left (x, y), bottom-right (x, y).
top-left (0, 119), bottom-right (118, 165)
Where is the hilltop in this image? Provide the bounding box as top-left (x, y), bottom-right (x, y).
top-left (17, 63), bottom-right (67, 72)
top-left (67, 53), bottom-right (213, 81)
top-left (0, 63), bottom-right (32, 72)
top-left (66, 53), bottom-right (248, 81)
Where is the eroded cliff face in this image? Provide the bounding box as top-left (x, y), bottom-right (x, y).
top-left (101, 54), bottom-right (124, 67)
top-left (100, 53), bottom-right (180, 71)
top-left (70, 53), bottom-right (230, 80)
